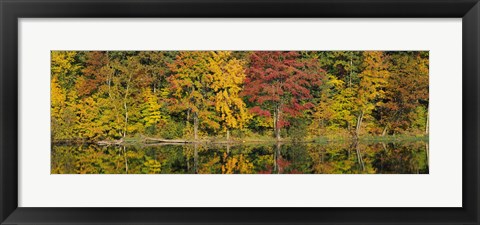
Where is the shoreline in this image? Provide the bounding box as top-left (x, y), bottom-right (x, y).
top-left (52, 135), bottom-right (429, 146)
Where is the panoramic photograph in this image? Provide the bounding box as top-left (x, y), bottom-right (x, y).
top-left (51, 51), bottom-right (429, 174)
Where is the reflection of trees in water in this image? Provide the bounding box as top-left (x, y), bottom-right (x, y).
top-left (306, 141), bottom-right (428, 174)
top-left (372, 142), bottom-right (429, 174)
top-left (123, 146), bottom-right (128, 174)
top-left (353, 141), bottom-right (365, 172)
top-left (51, 141), bottom-right (429, 174)
top-left (51, 145), bottom-right (76, 174)
top-left (51, 145), bottom-right (139, 174)
top-left (308, 142), bottom-right (357, 174)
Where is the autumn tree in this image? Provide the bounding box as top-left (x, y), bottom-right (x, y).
top-left (51, 51), bottom-right (82, 141)
top-left (77, 51), bottom-right (111, 97)
top-left (110, 53), bottom-right (152, 137)
top-left (51, 76), bottom-right (68, 140)
top-left (354, 51), bottom-right (390, 137)
top-left (379, 52), bottom-right (429, 135)
top-left (209, 51), bottom-right (250, 140)
top-left (167, 51), bottom-right (217, 140)
top-left (138, 51), bottom-right (177, 93)
top-left (137, 52), bottom-right (176, 137)
top-left (75, 51), bottom-right (119, 140)
top-left (51, 51), bottom-right (82, 89)
top-left (243, 51), bottom-right (325, 141)
top-left (311, 51), bottom-right (362, 87)
top-left (310, 74), bottom-right (358, 137)
top-left (140, 87), bottom-right (167, 134)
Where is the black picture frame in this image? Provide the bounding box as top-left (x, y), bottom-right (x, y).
top-left (1, 0), bottom-right (479, 224)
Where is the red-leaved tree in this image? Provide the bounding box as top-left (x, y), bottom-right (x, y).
top-left (243, 51), bottom-right (325, 140)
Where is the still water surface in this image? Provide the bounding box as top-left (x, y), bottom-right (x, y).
top-left (51, 141), bottom-right (429, 174)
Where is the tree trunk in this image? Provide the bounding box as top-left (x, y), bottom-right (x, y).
top-left (425, 142), bottom-right (429, 166)
top-left (123, 101), bottom-right (128, 137)
top-left (193, 112), bottom-right (199, 141)
top-left (123, 72), bottom-right (132, 137)
top-left (381, 124), bottom-right (388, 136)
top-left (319, 118), bottom-right (323, 135)
top-left (226, 129), bottom-right (230, 142)
top-left (425, 105), bottom-right (429, 135)
top-left (106, 51), bottom-right (112, 98)
top-left (186, 109), bottom-right (190, 127)
top-left (355, 110), bottom-right (364, 138)
top-left (273, 110), bottom-right (277, 139)
top-left (275, 106), bottom-right (281, 141)
top-left (107, 78), bottom-right (112, 98)
top-left (349, 57), bottom-right (353, 87)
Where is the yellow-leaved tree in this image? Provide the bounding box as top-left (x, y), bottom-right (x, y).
top-left (355, 51), bottom-right (390, 136)
top-left (209, 51), bottom-right (251, 141)
top-left (167, 51), bottom-right (217, 140)
top-left (51, 51), bottom-right (82, 141)
top-left (51, 51), bottom-right (82, 89)
top-left (168, 51), bottom-right (250, 141)
top-left (140, 87), bottom-right (166, 132)
top-left (50, 76), bottom-right (67, 141)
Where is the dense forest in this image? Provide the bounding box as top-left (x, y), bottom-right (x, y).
top-left (51, 51), bottom-right (429, 144)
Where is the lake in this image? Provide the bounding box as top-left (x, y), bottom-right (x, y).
top-left (51, 141), bottom-right (429, 174)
